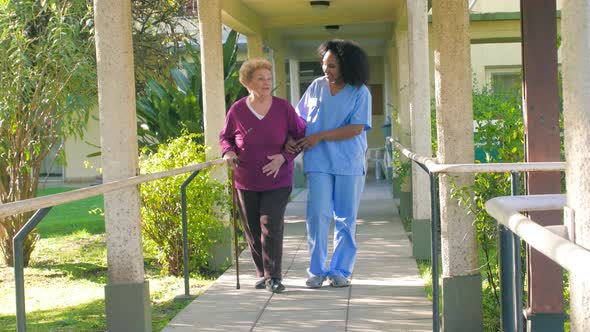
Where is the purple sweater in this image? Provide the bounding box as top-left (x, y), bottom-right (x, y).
top-left (220, 96), bottom-right (306, 191)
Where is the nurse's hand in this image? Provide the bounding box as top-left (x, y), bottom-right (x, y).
top-left (296, 134), bottom-right (322, 150)
top-left (284, 136), bottom-right (300, 154)
top-left (262, 154), bottom-right (286, 178)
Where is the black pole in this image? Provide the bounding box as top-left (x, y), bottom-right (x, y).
top-left (510, 172), bottom-right (523, 332)
top-left (231, 168), bottom-right (240, 289)
top-left (180, 170), bottom-right (200, 298)
top-left (410, 160), bottom-right (440, 332)
top-left (14, 207), bottom-right (52, 332)
top-left (429, 172), bottom-right (440, 332)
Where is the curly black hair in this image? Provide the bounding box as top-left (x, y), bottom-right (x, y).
top-left (317, 39), bottom-right (370, 87)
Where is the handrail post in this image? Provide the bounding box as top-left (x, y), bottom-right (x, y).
top-left (499, 172), bottom-right (523, 332)
top-left (412, 159), bottom-right (440, 332)
top-left (14, 207), bottom-right (52, 332)
top-left (429, 172), bottom-right (440, 332)
top-left (510, 172), bottom-right (523, 332)
top-left (176, 170), bottom-right (200, 300)
top-left (499, 223), bottom-right (516, 332)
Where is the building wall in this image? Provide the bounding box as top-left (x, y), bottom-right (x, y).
top-left (471, 0), bottom-right (562, 13)
top-left (468, 1), bottom-right (563, 90)
top-left (471, 0), bottom-right (520, 13)
top-left (64, 107), bottom-right (102, 183)
top-left (471, 42), bottom-right (522, 89)
top-left (471, 41), bottom-right (562, 91)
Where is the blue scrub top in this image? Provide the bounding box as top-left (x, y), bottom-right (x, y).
top-left (296, 77), bottom-right (372, 175)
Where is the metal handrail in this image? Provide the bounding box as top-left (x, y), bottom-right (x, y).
top-left (486, 195), bottom-right (590, 277)
top-left (0, 159), bottom-right (225, 219)
top-left (4, 158), bottom-right (225, 331)
top-left (390, 139), bottom-right (566, 332)
top-left (393, 140), bottom-right (566, 174)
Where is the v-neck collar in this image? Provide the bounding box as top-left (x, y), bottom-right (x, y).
top-left (246, 97), bottom-right (273, 120)
top-left (324, 78), bottom-right (348, 97)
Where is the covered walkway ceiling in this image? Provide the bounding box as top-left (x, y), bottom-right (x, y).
top-left (221, 0), bottom-right (527, 57)
top-left (222, 0), bottom-right (404, 57)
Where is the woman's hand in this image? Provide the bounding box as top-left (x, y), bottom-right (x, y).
top-left (296, 133), bottom-right (322, 150)
top-left (262, 154), bottom-right (286, 178)
top-left (223, 151), bottom-right (238, 168)
top-left (284, 136), bottom-right (300, 154)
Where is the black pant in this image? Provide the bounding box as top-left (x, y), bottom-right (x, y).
top-left (237, 186), bottom-right (291, 280)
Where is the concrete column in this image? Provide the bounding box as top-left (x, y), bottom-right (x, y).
top-left (93, 0), bottom-right (151, 330)
top-left (387, 43), bottom-right (400, 197)
top-left (247, 34), bottom-right (264, 59)
top-left (407, 0), bottom-right (432, 260)
top-left (432, 0), bottom-right (482, 331)
top-left (197, 0), bottom-right (232, 270)
top-left (289, 58), bottom-right (301, 106)
top-left (387, 43), bottom-right (399, 146)
top-left (287, 58), bottom-right (304, 187)
top-left (383, 56), bottom-right (392, 123)
top-left (394, 28), bottom-right (413, 221)
top-left (562, 1), bottom-right (590, 331)
top-left (272, 47), bottom-right (287, 98)
top-left (197, 0), bottom-right (227, 170)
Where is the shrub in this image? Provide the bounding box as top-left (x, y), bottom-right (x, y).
top-left (139, 134), bottom-right (229, 276)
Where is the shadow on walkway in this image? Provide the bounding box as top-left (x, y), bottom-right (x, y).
top-left (162, 180), bottom-right (432, 332)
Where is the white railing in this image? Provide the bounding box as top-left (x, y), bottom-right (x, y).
top-left (393, 139), bottom-right (590, 276)
top-left (485, 194), bottom-right (590, 277)
top-left (391, 138), bottom-right (577, 332)
top-left (394, 141), bottom-right (565, 174)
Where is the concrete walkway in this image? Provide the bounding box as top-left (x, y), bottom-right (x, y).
top-left (162, 180), bottom-right (432, 332)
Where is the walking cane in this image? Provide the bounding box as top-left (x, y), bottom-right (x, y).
top-left (230, 164), bottom-right (241, 289)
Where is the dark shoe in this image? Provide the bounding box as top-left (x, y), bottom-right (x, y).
top-left (266, 278), bottom-right (285, 293)
top-left (255, 278), bottom-right (267, 289)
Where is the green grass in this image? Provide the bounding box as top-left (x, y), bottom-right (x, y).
top-left (36, 187), bottom-right (105, 237)
top-left (0, 187), bottom-right (217, 331)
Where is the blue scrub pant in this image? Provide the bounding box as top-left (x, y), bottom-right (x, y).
top-left (306, 172), bottom-right (365, 278)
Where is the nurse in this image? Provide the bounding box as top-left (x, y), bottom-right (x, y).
top-left (294, 40), bottom-right (371, 288)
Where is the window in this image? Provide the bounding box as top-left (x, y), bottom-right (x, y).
top-left (40, 141), bottom-right (64, 177)
top-left (486, 67), bottom-right (521, 97)
top-left (491, 72), bottom-right (520, 96)
top-left (299, 61), bottom-right (323, 93)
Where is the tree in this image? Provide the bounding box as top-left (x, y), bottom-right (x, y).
top-left (0, 0), bottom-right (96, 266)
top-left (83, 0), bottom-right (200, 158)
top-left (132, 0), bottom-right (199, 89)
top-left (136, 29), bottom-right (246, 148)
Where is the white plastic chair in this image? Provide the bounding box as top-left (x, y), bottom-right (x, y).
top-left (366, 147), bottom-right (386, 180)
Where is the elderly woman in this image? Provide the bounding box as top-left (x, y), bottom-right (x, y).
top-left (220, 58), bottom-right (306, 293)
top-left (292, 40), bottom-right (372, 289)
